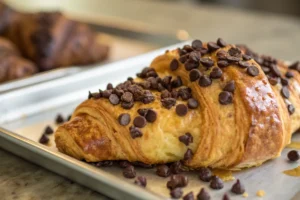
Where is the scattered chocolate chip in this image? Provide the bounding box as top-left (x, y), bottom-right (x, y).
top-left (287, 150), bottom-right (300, 161)
top-left (180, 55), bottom-right (189, 63)
top-left (210, 176), bottom-right (224, 190)
top-left (238, 60), bottom-right (251, 68)
top-left (123, 165), bottom-right (136, 178)
top-left (286, 71), bottom-right (294, 78)
top-left (247, 66), bottom-right (259, 77)
top-left (183, 192), bottom-right (194, 200)
top-left (289, 61), bottom-right (300, 72)
top-left (219, 91), bottom-right (233, 105)
top-left (270, 64), bottom-right (281, 77)
top-left (161, 98), bottom-right (176, 109)
top-left (183, 45), bottom-right (194, 52)
top-left (113, 88), bottom-right (124, 97)
top-left (88, 91), bottom-right (93, 99)
top-left (192, 40), bottom-right (203, 50)
top-left (185, 61), bottom-right (199, 71)
top-left (216, 50), bottom-right (228, 60)
top-left (197, 188), bottom-right (210, 200)
top-left (281, 87), bottom-right (290, 99)
top-left (170, 161), bottom-right (183, 174)
top-left (119, 160), bottom-right (131, 168)
top-left (184, 148), bottom-right (193, 161)
top-left (217, 38), bottom-right (227, 47)
top-left (55, 114), bottom-right (64, 124)
top-left (133, 116), bottom-right (147, 128)
top-left (179, 133), bottom-right (193, 146)
top-left (178, 87), bottom-right (192, 100)
top-left (223, 81), bottom-right (235, 93)
top-left (198, 167), bottom-right (212, 182)
top-left (288, 104), bottom-right (295, 115)
top-left (107, 83), bottom-right (113, 90)
top-left (228, 47), bottom-right (241, 57)
top-left (170, 188), bottom-right (183, 199)
top-left (156, 165), bottom-right (171, 177)
top-left (200, 57), bottom-right (214, 68)
top-left (199, 48), bottom-right (208, 55)
top-left (189, 69), bottom-right (202, 82)
top-left (39, 134), bottom-right (49, 144)
top-left (281, 78), bottom-right (289, 86)
top-left (189, 51), bottom-right (201, 62)
top-left (138, 108), bottom-right (149, 116)
top-left (135, 176), bottom-right (147, 187)
top-left (145, 109), bottom-right (157, 123)
top-left (109, 94), bottom-right (120, 105)
top-left (223, 193), bottom-right (230, 200)
top-left (199, 75), bottom-right (212, 87)
top-left (210, 67), bottom-right (223, 79)
top-left (44, 126), bottom-right (53, 135)
top-left (129, 126), bottom-right (143, 138)
top-left (102, 90), bottom-right (112, 98)
top-left (121, 92), bottom-right (133, 103)
top-left (231, 179), bottom-right (245, 194)
top-left (94, 161), bottom-right (114, 167)
top-left (171, 76), bottom-right (183, 88)
top-left (132, 161), bottom-right (153, 168)
top-left (217, 60), bottom-right (229, 68)
top-left (207, 42), bottom-right (220, 52)
top-left (170, 59), bottom-right (179, 71)
top-left (171, 90), bottom-right (179, 99)
top-left (226, 56), bottom-right (241, 63)
top-left (176, 104), bottom-right (188, 116)
top-left (167, 174), bottom-right (188, 189)
top-left (262, 67), bottom-right (271, 74)
top-left (187, 98), bottom-right (199, 109)
top-left (118, 113), bottom-right (131, 126)
top-left (242, 54), bottom-right (252, 61)
top-left (268, 77), bottom-right (279, 85)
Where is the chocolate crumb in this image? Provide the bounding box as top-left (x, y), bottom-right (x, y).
top-left (176, 104), bottom-right (188, 116)
top-left (55, 114), bottom-right (64, 124)
top-left (198, 167), bottom-right (212, 182)
top-left (123, 165), bottom-right (136, 179)
top-left (118, 113), bottom-right (131, 126)
top-left (183, 191), bottom-right (194, 200)
top-left (156, 165), bottom-right (171, 177)
top-left (134, 176), bottom-right (147, 187)
top-left (210, 175), bottom-right (224, 190)
top-left (170, 188), bottom-right (183, 199)
top-left (197, 188), bottom-right (210, 200)
top-left (287, 150), bottom-right (299, 162)
top-left (231, 179), bottom-right (245, 194)
top-left (44, 126), bottom-right (53, 135)
top-left (39, 134), bottom-right (49, 144)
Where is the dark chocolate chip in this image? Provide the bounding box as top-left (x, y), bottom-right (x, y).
top-left (171, 76), bottom-right (183, 88)
top-left (55, 114), bottom-right (64, 124)
top-left (39, 134), bottom-right (49, 144)
top-left (129, 126), bottom-right (143, 138)
top-left (242, 54), bottom-right (252, 61)
top-left (187, 98), bottom-right (199, 109)
top-left (176, 104), bottom-right (188, 116)
top-left (109, 94), bottom-right (120, 105)
top-left (210, 67), bottom-right (223, 79)
top-left (281, 78), bottom-right (289, 86)
top-left (268, 77), bottom-right (279, 85)
top-left (217, 60), bottom-right (229, 68)
top-left (118, 113), bottom-right (131, 126)
top-left (170, 59), bottom-right (179, 71)
top-left (207, 42), bottom-right (220, 52)
top-left (192, 40), bottom-right (203, 50)
top-left (121, 92), bottom-right (133, 103)
top-left (223, 80), bottom-right (235, 93)
top-left (121, 101), bottom-right (134, 109)
top-left (262, 67), bottom-right (271, 74)
top-left (179, 132), bottom-right (193, 146)
top-left (180, 55), bottom-right (189, 63)
top-left (238, 60), bottom-right (251, 68)
top-left (157, 83), bottom-right (166, 92)
top-left (289, 61), bottom-right (300, 72)
top-left (161, 90), bottom-right (171, 99)
top-left (281, 87), bottom-right (290, 99)
top-left (145, 109), bottom-right (157, 123)
top-left (200, 57), bottom-right (214, 68)
top-left (199, 48), bottom-right (209, 55)
top-left (94, 161), bottom-right (113, 167)
top-left (137, 108), bottom-right (149, 116)
top-left (44, 126), bottom-right (53, 135)
top-left (198, 167), bottom-right (212, 182)
top-left (199, 75), bottom-right (212, 87)
top-left (286, 71), bottom-right (294, 78)
top-left (217, 38), bottom-right (227, 47)
top-left (288, 104), bottom-right (295, 115)
top-left (134, 176), bottom-right (147, 187)
top-left (113, 88), bottom-right (124, 97)
top-left (156, 165), bottom-right (171, 177)
top-left (185, 61), bottom-right (199, 71)
top-left (170, 161), bottom-right (183, 174)
top-left (223, 193), bottom-right (230, 200)
top-left (189, 51), bottom-right (201, 62)
top-left (183, 45), bottom-right (194, 52)
top-left (102, 90), bottom-right (112, 98)
top-left (210, 176), bottom-right (224, 190)
top-left (197, 188), bottom-right (210, 200)
top-left (133, 116), bottom-right (147, 128)
top-left (123, 165), bottom-right (136, 178)
top-left (287, 150), bottom-right (300, 161)
top-left (88, 91), bottom-right (93, 99)
top-left (183, 192), bottom-right (194, 200)
top-left (119, 160), bottom-right (131, 168)
top-left (226, 56), bottom-right (241, 63)
top-left (132, 161), bottom-right (153, 168)
top-left (178, 87), bottom-right (192, 100)
top-left (231, 179), bottom-right (245, 194)
top-left (142, 91), bottom-right (155, 104)
top-left (189, 69), bottom-right (202, 82)
top-left (270, 64), bottom-right (281, 77)
top-left (161, 98), bottom-right (176, 109)
top-left (170, 188), bottom-right (183, 199)
top-left (107, 83), bottom-right (113, 90)
top-left (247, 66), bottom-right (259, 76)
top-left (216, 50), bottom-right (228, 60)
top-left (219, 91), bottom-right (233, 105)
top-left (167, 174), bottom-right (188, 189)
top-left (228, 47), bottom-right (241, 57)
top-left (184, 148), bottom-right (193, 161)
top-left (171, 90), bottom-right (179, 99)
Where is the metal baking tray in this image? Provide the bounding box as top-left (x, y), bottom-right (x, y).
top-left (0, 43), bottom-right (300, 200)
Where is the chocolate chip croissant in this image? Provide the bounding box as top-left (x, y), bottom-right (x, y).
top-left (55, 39), bottom-right (300, 169)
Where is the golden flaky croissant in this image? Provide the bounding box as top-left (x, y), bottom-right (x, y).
top-left (55, 39), bottom-right (300, 169)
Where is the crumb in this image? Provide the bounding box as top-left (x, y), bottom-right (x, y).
top-left (256, 190), bottom-right (265, 197)
top-left (243, 192), bottom-right (248, 198)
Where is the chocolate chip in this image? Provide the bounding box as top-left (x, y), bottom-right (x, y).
top-left (281, 78), bottom-right (289, 86)
top-left (132, 161), bottom-right (153, 168)
top-left (217, 60), bottom-right (229, 68)
top-left (109, 94), bottom-right (120, 105)
top-left (39, 134), bottom-right (49, 144)
top-left (170, 188), bottom-right (183, 199)
top-left (171, 76), bottom-right (183, 88)
top-left (142, 91), bottom-right (155, 104)
top-left (219, 91), bottom-right (233, 105)
top-left (171, 90), bottom-right (179, 99)
top-left (179, 133), bottom-right (193, 146)
top-left (226, 56), bottom-right (241, 63)
top-left (176, 104), bottom-right (188, 116)
top-left (228, 47), bottom-right (241, 57)
top-left (145, 109), bottom-right (157, 123)
top-left (187, 98), bottom-right (199, 109)
top-left (210, 176), bottom-right (224, 190)
top-left (123, 165), bottom-right (136, 178)
top-left (170, 59), bottom-right (179, 71)
top-left (183, 192), bottom-right (194, 200)
top-left (289, 61), bottom-right (300, 72)
top-left (102, 90), bottom-right (112, 98)
top-left (242, 54), bottom-right (252, 61)
top-left (183, 45), bottom-right (194, 52)
top-left (189, 51), bottom-right (201, 62)
top-left (167, 175), bottom-right (188, 189)
top-left (207, 42), bottom-right (220, 52)
top-left (199, 48), bottom-right (209, 55)
top-left (93, 161), bottom-right (113, 167)
top-left (288, 104), bottom-right (295, 115)
top-left (185, 61), bottom-right (199, 71)
top-left (170, 161), bottom-right (183, 174)
top-left (55, 114), bottom-right (64, 124)
top-left (217, 38), bottom-right (227, 47)
top-left (210, 67), bottom-right (223, 79)
top-left (281, 87), bottom-right (290, 99)
top-left (44, 126), bottom-right (53, 135)
top-left (199, 75), bottom-right (212, 87)
top-left (137, 108), bottom-right (149, 116)
top-left (129, 126), bottom-right (143, 138)
top-left (223, 193), bottom-right (230, 200)
top-left (178, 87), bottom-right (192, 100)
top-left (133, 116), bottom-right (147, 128)
top-left (88, 91), bottom-right (93, 99)
top-left (121, 92), bottom-right (133, 103)
top-left (121, 101), bottom-right (134, 109)
top-left (107, 83), bottom-right (113, 90)
top-left (223, 81), bottom-right (235, 93)
top-left (262, 67), bottom-right (271, 74)
top-left (161, 98), bottom-right (176, 109)
top-left (200, 57), bottom-right (214, 68)
top-left (269, 64), bottom-right (281, 77)
top-left (67, 115), bottom-right (71, 121)
top-left (113, 88), bottom-right (124, 97)
top-left (286, 71), bottom-right (294, 78)
top-left (216, 50), bottom-right (228, 60)
top-left (287, 150), bottom-right (300, 161)
top-left (156, 165), bottom-right (171, 177)
top-left (162, 76), bottom-right (172, 88)
top-left (180, 55), bottom-right (189, 63)
top-left (268, 77), bottom-right (279, 85)
top-left (231, 179), bottom-right (245, 194)
top-left (197, 188), bottom-right (210, 200)
top-left (119, 160), bottom-right (131, 168)
top-left (238, 60), bottom-right (251, 68)
top-left (118, 113), bottom-right (131, 126)
top-left (135, 176), bottom-right (147, 187)
top-left (192, 40), bottom-right (203, 50)
top-left (198, 167), bottom-right (212, 182)
top-left (247, 66), bottom-right (259, 76)
top-left (157, 83), bottom-right (166, 92)
top-left (189, 69), bottom-right (201, 82)
top-left (184, 148), bottom-right (193, 161)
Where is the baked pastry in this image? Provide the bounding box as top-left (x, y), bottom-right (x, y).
top-left (0, 36), bottom-right (37, 82)
top-left (55, 38), bottom-right (300, 169)
top-left (5, 11), bottom-right (109, 71)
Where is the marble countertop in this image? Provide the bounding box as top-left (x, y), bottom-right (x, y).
top-left (1, 0), bottom-right (300, 199)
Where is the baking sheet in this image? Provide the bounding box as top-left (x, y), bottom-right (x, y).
top-left (0, 43), bottom-right (300, 200)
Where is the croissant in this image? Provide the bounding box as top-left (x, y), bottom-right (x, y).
top-left (5, 11), bottom-right (109, 71)
top-left (55, 38), bottom-right (300, 169)
top-left (0, 36), bottom-right (37, 82)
